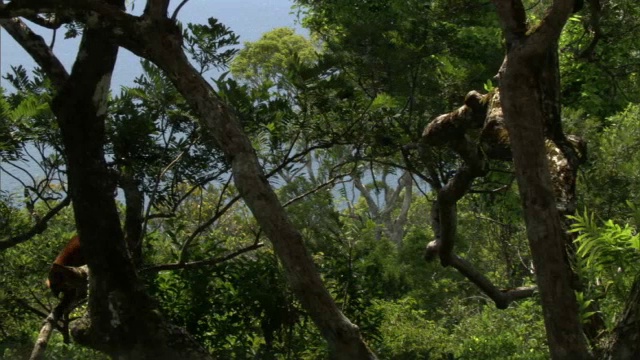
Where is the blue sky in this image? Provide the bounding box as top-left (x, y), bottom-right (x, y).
top-left (0, 0), bottom-right (304, 192)
top-left (0, 0), bottom-right (303, 89)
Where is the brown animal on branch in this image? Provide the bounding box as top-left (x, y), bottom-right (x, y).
top-left (46, 235), bottom-right (89, 317)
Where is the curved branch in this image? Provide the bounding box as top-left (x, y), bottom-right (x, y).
top-left (578, 0), bottom-right (603, 60)
top-left (450, 255), bottom-right (536, 309)
top-left (170, 0), bottom-right (190, 22)
top-left (0, 16), bottom-right (68, 89)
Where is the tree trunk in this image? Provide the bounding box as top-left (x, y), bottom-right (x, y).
top-left (493, 1), bottom-right (593, 358)
top-left (500, 57), bottom-right (591, 359)
top-left (48, 3), bottom-right (211, 358)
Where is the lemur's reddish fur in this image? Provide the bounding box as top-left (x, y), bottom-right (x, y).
top-left (46, 235), bottom-right (86, 299)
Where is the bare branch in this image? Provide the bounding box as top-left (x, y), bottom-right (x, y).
top-left (0, 196), bottom-right (70, 250)
top-left (450, 255), bottom-right (537, 309)
top-left (170, 0), bottom-right (191, 21)
top-left (283, 175), bottom-right (346, 208)
top-left (141, 242), bottom-right (264, 274)
top-left (354, 177), bottom-right (380, 218)
top-left (14, 298), bottom-right (50, 320)
top-left (29, 310), bottom-right (58, 360)
top-left (177, 182), bottom-right (238, 263)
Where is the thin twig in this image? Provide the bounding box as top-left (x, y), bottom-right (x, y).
top-left (141, 241), bottom-right (264, 273)
top-left (0, 196), bottom-right (70, 250)
top-left (170, 0), bottom-right (190, 21)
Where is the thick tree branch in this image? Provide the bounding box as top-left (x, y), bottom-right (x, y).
top-left (29, 310), bottom-right (59, 360)
top-left (21, 13), bottom-right (66, 29)
top-left (143, 0), bottom-right (170, 20)
top-left (491, 0), bottom-right (527, 47)
top-left (496, 1), bottom-right (593, 355)
top-left (609, 276), bottom-right (640, 358)
top-left (119, 168), bottom-right (144, 266)
top-left (493, 0), bottom-right (577, 58)
top-left (525, 1), bottom-right (575, 54)
top-left (0, 16), bottom-right (68, 89)
top-left (421, 91), bottom-right (489, 265)
top-left (420, 86), bottom-right (587, 317)
top-left (450, 255), bottom-right (536, 309)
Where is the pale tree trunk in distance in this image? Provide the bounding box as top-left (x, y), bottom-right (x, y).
top-left (354, 171), bottom-right (413, 245)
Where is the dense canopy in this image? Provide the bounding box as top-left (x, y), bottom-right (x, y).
top-left (1, 1), bottom-right (640, 359)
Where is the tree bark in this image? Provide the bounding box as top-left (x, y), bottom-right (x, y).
top-left (500, 61), bottom-right (591, 359)
top-left (493, 1), bottom-right (592, 358)
top-left (42, 2), bottom-right (210, 358)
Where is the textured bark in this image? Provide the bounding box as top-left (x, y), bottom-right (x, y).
top-left (500, 65), bottom-right (590, 358)
top-left (493, 1), bottom-right (593, 358)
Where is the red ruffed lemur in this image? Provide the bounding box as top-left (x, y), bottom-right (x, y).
top-left (46, 235), bottom-right (87, 313)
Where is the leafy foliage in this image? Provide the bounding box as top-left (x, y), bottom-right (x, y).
top-left (571, 209), bottom-right (640, 272)
top-left (183, 18), bottom-right (240, 74)
top-left (4, 0), bottom-right (640, 358)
